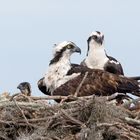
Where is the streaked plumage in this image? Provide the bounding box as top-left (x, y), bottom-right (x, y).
top-left (17, 82), bottom-right (31, 96)
top-left (38, 41), bottom-right (81, 95)
top-left (38, 64), bottom-right (80, 95)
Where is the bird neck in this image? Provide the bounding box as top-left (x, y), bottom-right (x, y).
top-left (85, 43), bottom-right (108, 69)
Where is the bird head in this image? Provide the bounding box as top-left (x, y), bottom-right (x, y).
top-left (17, 82), bottom-right (31, 96)
top-left (50, 41), bottom-right (81, 65)
top-left (87, 31), bottom-right (104, 46)
top-left (53, 41), bottom-right (81, 56)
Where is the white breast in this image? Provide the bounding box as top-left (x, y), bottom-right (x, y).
top-left (45, 57), bottom-right (71, 93)
top-left (85, 45), bottom-right (109, 69)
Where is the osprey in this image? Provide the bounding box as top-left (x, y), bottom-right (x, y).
top-left (37, 42), bottom-right (140, 100)
top-left (38, 77), bottom-right (48, 95)
top-left (39, 41), bottom-right (81, 95)
top-left (81, 31), bottom-right (124, 75)
top-left (52, 63), bottom-right (140, 99)
top-left (38, 40), bottom-right (140, 98)
top-left (17, 82), bottom-right (31, 96)
top-left (38, 63), bottom-right (80, 95)
top-left (47, 41), bottom-right (140, 101)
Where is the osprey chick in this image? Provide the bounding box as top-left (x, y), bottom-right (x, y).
top-left (17, 82), bottom-right (31, 96)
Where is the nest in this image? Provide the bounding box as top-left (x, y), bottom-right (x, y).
top-left (0, 93), bottom-right (140, 140)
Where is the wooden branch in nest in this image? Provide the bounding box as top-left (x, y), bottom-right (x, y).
top-left (31, 95), bottom-right (95, 103)
top-left (13, 99), bottom-right (33, 127)
top-left (30, 95), bottom-right (77, 101)
top-left (96, 122), bottom-right (120, 127)
top-left (10, 93), bottom-right (33, 102)
top-left (125, 117), bottom-right (140, 126)
top-left (74, 72), bottom-right (88, 97)
top-left (30, 95), bottom-right (114, 102)
top-left (107, 93), bottom-right (126, 101)
top-left (115, 122), bottom-right (140, 139)
top-left (9, 93), bottom-right (21, 101)
top-left (0, 135), bottom-right (11, 140)
top-left (0, 100), bottom-right (44, 109)
top-left (117, 121), bottom-right (140, 134)
top-left (60, 109), bottom-right (86, 127)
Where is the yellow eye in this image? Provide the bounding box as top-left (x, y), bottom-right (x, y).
top-left (67, 45), bottom-right (73, 49)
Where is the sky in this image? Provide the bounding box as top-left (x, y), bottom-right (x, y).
top-left (0, 0), bottom-right (140, 96)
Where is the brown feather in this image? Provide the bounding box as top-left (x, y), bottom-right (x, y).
top-left (53, 68), bottom-right (139, 97)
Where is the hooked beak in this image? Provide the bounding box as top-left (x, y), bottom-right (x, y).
top-left (17, 84), bottom-right (22, 90)
top-left (17, 85), bottom-right (21, 89)
top-left (73, 46), bottom-right (81, 54)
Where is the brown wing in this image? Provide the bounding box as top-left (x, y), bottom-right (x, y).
top-left (53, 69), bottom-right (139, 97)
top-left (37, 77), bottom-right (51, 95)
top-left (67, 64), bottom-right (92, 75)
top-left (105, 56), bottom-right (124, 75)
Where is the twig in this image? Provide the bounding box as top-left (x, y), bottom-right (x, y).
top-left (18, 94), bottom-right (33, 102)
top-left (97, 122), bottom-right (120, 127)
top-left (135, 112), bottom-right (140, 120)
top-left (13, 99), bottom-right (34, 127)
top-left (60, 109), bottom-right (86, 128)
top-left (117, 121), bottom-right (140, 134)
top-left (107, 93), bottom-right (126, 101)
top-left (60, 72), bottom-right (89, 102)
top-left (74, 72), bottom-right (88, 97)
top-left (125, 117), bottom-right (140, 125)
top-left (0, 119), bottom-right (13, 125)
top-left (53, 136), bottom-right (61, 140)
top-left (0, 100), bottom-right (43, 109)
top-left (0, 135), bottom-right (11, 140)
top-left (32, 95), bottom-right (77, 101)
top-left (10, 93), bottom-right (32, 102)
top-left (9, 93), bottom-right (20, 101)
top-left (25, 95), bottom-right (93, 101)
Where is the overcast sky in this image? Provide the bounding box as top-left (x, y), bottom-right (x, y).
top-left (0, 0), bottom-right (140, 96)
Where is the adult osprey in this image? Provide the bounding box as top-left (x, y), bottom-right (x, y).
top-left (37, 41), bottom-right (140, 99)
top-left (52, 63), bottom-right (140, 99)
top-left (17, 82), bottom-right (31, 96)
top-left (38, 63), bottom-right (80, 95)
top-left (38, 41), bottom-right (81, 95)
top-left (81, 31), bottom-right (124, 75)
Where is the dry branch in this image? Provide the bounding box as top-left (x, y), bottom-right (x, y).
top-left (125, 117), bottom-right (140, 126)
top-left (0, 94), bottom-right (140, 139)
top-left (74, 72), bottom-right (88, 97)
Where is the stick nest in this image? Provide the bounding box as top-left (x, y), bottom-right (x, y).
top-left (0, 93), bottom-right (140, 140)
